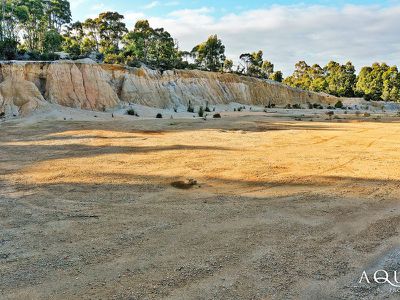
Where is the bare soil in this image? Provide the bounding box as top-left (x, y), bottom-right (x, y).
top-left (1, 114), bottom-right (400, 299)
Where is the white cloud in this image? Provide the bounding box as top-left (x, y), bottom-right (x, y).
top-left (144, 1), bottom-right (160, 10)
top-left (70, 3), bottom-right (400, 75)
top-left (140, 4), bottom-right (400, 75)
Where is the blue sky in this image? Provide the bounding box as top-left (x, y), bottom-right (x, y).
top-left (71, 0), bottom-right (400, 21)
top-left (69, 0), bottom-right (400, 75)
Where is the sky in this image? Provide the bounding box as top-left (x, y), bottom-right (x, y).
top-left (69, 0), bottom-right (400, 75)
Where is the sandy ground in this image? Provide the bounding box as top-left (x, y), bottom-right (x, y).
top-left (1, 112), bottom-right (400, 299)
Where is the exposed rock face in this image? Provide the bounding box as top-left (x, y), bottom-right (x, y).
top-left (0, 60), bottom-right (338, 117)
top-left (0, 76), bottom-right (46, 117)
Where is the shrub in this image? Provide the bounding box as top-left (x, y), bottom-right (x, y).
top-left (156, 113), bottom-right (163, 119)
top-left (205, 102), bottom-right (211, 112)
top-left (104, 53), bottom-right (124, 64)
top-left (39, 52), bottom-right (60, 61)
top-left (0, 38), bottom-right (18, 60)
top-left (127, 109), bottom-right (137, 116)
top-left (285, 104), bottom-right (292, 109)
top-left (307, 102), bottom-right (313, 109)
top-left (198, 106), bottom-right (204, 117)
top-left (335, 101), bottom-right (344, 109)
top-left (364, 113), bottom-right (371, 117)
top-left (213, 113), bottom-right (221, 118)
top-left (187, 100), bottom-right (194, 113)
top-left (312, 103), bottom-right (323, 109)
top-left (293, 104), bottom-right (302, 109)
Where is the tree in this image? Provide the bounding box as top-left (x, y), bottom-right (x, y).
top-left (191, 35), bottom-right (226, 71)
top-left (82, 17), bottom-right (101, 52)
top-left (123, 20), bottom-right (181, 69)
top-left (20, 0), bottom-right (46, 51)
top-left (43, 0), bottom-right (71, 32)
top-left (270, 71), bottom-right (283, 82)
top-left (356, 63), bottom-right (388, 101)
top-left (97, 12), bottom-right (127, 54)
top-left (223, 59), bottom-right (233, 72)
top-left (0, 0), bottom-right (29, 59)
top-left (43, 29), bottom-right (63, 53)
top-left (261, 60), bottom-right (274, 78)
top-left (324, 61), bottom-right (356, 97)
top-left (382, 66), bottom-right (400, 101)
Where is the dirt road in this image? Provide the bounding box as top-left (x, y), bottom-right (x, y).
top-left (1, 115), bottom-right (400, 299)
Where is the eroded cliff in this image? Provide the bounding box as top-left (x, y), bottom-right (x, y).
top-left (0, 60), bottom-right (338, 117)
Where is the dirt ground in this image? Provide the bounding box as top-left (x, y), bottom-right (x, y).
top-left (1, 113), bottom-right (400, 299)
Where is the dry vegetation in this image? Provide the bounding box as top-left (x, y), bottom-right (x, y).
top-left (1, 114), bottom-right (400, 299)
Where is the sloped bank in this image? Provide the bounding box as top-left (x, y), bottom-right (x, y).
top-left (0, 60), bottom-right (338, 117)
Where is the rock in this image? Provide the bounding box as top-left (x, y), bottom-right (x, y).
top-left (0, 77), bottom-right (47, 117)
top-left (0, 60), bottom-right (344, 118)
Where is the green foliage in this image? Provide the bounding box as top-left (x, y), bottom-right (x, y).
top-left (127, 109), bottom-right (138, 116)
top-left (270, 71), bottom-right (283, 82)
top-left (103, 53), bottom-right (124, 64)
top-left (187, 100), bottom-right (194, 113)
top-left (122, 20), bottom-right (181, 70)
top-left (43, 30), bottom-right (63, 54)
top-left (0, 38), bottom-right (18, 59)
top-left (191, 35), bottom-right (226, 72)
top-left (284, 61), bottom-right (356, 97)
top-left (198, 106), bottom-right (204, 117)
top-left (334, 101), bottom-right (344, 109)
top-left (238, 50), bottom-right (282, 79)
top-left (223, 59), bottom-right (233, 72)
top-left (156, 113), bottom-right (163, 119)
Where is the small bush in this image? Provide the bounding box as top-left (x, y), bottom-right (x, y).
top-left (355, 111), bottom-right (361, 116)
top-left (326, 111), bottom-right (334, 119)
top-left (327, 106), bottom-right (335, 110)
top-left (293, 104), bottom-right (302, 109)
top-left (127, 109), bottom-right (136, 116)
top-left (313, 103), bottom-right (323, 109)
top-left (335, 101), bottom-right (344, 109)
top-left (213, 113), bottom-right (221, 118)
top-left (307, 102), bottom-right (313, 109)
top-left (0, 112), bottom-right (5, 118)
top-left (156, 113), bottom-right (163, 119)
top-left (198, 106), bottom-right (204, 117)
top-left (285, 104), bottom-right (292, 109)
top-left (364, 113), bottom-right (371, 117)
top-left (205, 102), bottom-right (211, 112)
top-left (187, 100), bottom-right (194, 113)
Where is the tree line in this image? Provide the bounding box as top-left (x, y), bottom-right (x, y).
top-left (0, 0), bottom-right (399, 102)
top-left (283, 61), bottom-right (400, 102)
